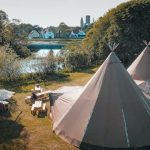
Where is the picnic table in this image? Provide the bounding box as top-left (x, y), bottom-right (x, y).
top-left (31, 100), bottom-right (42, 115)
top-left (31, 101), bottom-right (47, 117)
top-left (25, 90), bottom-right (52, 100)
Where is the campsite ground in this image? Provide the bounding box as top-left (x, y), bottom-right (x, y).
top-left (0, 68), bottom-right (96, 150)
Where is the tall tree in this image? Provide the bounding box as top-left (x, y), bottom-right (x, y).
top-left (2, 24), bottom-right (15, 44)
top-left (0, 46), bottom-right (21, 81)
top-left (58, 22), bottom-right (70, 38)
top-left (82, 0), bottom-right (150, 66)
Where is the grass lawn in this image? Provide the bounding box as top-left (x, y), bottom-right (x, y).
top-left (0, 68), bottom-right (96, 150)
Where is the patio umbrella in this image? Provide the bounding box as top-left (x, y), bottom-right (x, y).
top-left (0, 89), bottom-right (15, 101)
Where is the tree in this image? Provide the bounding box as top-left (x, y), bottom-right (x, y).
top-left (0, 46), bottom-right (21, 82)
top-left (0, 22), bottom-right (4, 44)
top-left (64, 50), bottom-right (89, 72)
top-left (2, 24), bottom-right (15, 44)
top-left (63, 42), bottom-right (89, 71)
top-left (12, 44), bottom-right (31, 58)
top-left (45, 50), bottom-right (56, 74)
top-left (58, 22), bottom-right (70, 38)
top-left (0, 11), bottom-right (31, 58)
top-left (82, 0), bottom-right (150, 66)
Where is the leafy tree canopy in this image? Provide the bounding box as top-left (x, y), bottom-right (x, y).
top-left (82, 0), bottom-right (150, 66)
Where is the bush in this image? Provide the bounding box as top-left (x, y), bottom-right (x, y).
top-left (0, 46), bottom-right (21, 82)
top-left (64, 50), bottom-right (90, 72)
top-left (13, 45), bottom-right (31, 58)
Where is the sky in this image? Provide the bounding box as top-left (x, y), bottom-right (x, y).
top-left (0, 0), bottom-right (128, 28)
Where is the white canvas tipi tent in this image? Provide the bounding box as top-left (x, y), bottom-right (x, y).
top-left (51, 48), bottom-right (150, 149)
top-left (128, 41), bottom-right (150, 85)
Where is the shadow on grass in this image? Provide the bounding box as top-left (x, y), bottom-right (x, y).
top-left (71, 66), bottom-right (96, 74)
top-left (0, 111), bottom-right (11, 119)
top-left (0, 99), bottom-right (18, 119)
top-left (42, 72), bottom-right (70, 85)
top-left (0, 72), bottom-right (70, 93)
top-left (0, 120), bottom-right (29, 150)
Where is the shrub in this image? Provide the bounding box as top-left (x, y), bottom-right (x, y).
top-left (0, 46), bottom-right (21, 82)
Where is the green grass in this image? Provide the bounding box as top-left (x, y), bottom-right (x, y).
top-left (0, 68), bottom-right (97, 150)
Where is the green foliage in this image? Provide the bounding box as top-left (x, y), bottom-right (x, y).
top-left (12, 45), bottom-right (31, 58)
top-left (65, 50), bottom-right (89, 72)
top-left (82, 22), bottom-right (94, 33)
top-left (0, 46), bottom-right (21, 82)
top-left (57, 22), bottom-right (71, 38)
top-left (0, 13), bottom-right (32, 58)
top-left (12, 23), bottom-right (42, 39)
top-left (46, 50), bottom-right (56, 73)
top-left (2, 24), bottom-right (15, 43)
top-left (63, 41), bottom-right (90, 72)
top-left (83, 0), bottom-right (150, 66)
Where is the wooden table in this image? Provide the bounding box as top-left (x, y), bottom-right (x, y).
top-left (25, 90), bottom-right (52, 100)
top-left (31, 101), bottom-right (42, 116)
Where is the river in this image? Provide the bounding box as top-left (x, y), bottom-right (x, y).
top-left (20, 49), bottom-right (61, 73)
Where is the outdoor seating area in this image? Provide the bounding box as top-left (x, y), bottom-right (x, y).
top-left (24, 84), bottom-right (51, 117)
top-left (31, 101), bottom-right (47, 117)
top-left (25, 83), bottom-right (51, 104)
top-left (25, 90), bottom-right (51, 104)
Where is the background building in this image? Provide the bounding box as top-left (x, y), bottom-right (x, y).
top-left (80, 17), bottom-right (84, 29)
top-left (42, 31), bottom-right (54, 39)
top-left (28, 30), bottom-right (40, 39)
top-left (85, 15), bottom-right (90, 26)
top-left (80, 15), bottom-right (92, 28)
top-left (69, 29), bottom-right (85, 39)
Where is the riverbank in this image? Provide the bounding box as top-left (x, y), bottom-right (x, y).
top-left (0, 68), bottom-right (97, 150)
top-left (29, 38), bottom-right (83, 42)
top-left (27, 39), bottom-right (82, 50)
top-left (28, 39), bottom-right (82, 45)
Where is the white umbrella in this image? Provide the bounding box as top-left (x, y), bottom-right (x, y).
top-left (0, 89), bottom-right (15, 101)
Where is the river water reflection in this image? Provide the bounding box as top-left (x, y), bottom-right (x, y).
top-left (20, 49), bottom-right (61, 73)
